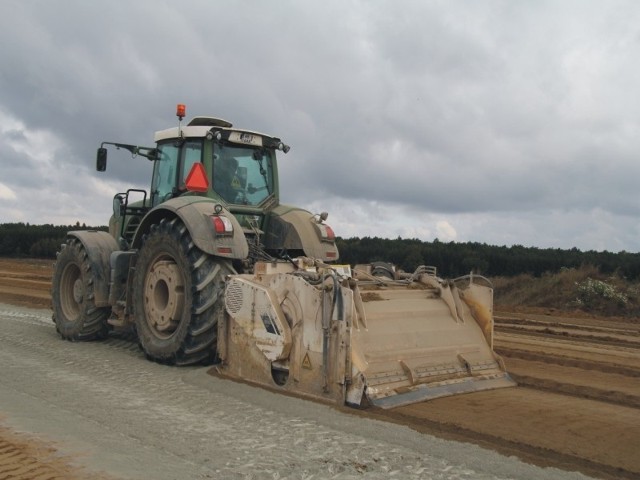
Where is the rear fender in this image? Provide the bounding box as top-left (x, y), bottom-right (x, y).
top-left (132, 196), bottom-right (249, 259)
top-left (264, 205), bottom-right (339, 261)
top-left (67, 230), bottom-right (119, 307)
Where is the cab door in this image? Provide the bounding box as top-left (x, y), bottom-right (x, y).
top-left (151, 140), bottom-right (204, 206)
top-left (151, 142), bottom-right (180, 207)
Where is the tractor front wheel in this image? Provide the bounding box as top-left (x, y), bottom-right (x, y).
top-left (51, 238), bottom-right (111, 341)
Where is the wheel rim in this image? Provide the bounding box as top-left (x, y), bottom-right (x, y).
top-left (143, 257), bottom-right (185, 338)
top-left (60, 263), bottom-right (82, 321)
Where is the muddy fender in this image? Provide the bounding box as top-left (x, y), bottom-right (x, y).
top-left (264, 205), bottom-right (339, 261)
top-left (132, 197), bottom-right (249, 259)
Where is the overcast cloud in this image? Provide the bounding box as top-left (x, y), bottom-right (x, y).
top-left (1, 0), bottom-right (639, 252)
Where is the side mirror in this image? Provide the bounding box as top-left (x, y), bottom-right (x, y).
top-left (96, 147), bottom-right (108, 172)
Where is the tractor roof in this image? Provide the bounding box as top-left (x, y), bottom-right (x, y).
top-left (154, 116), bottom-right (278, 144)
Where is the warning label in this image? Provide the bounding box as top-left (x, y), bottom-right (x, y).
top-left (302, 353), bottom-right (312, 369)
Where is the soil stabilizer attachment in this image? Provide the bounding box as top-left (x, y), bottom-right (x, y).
top-left (216, 260), bottom-right (515, 409)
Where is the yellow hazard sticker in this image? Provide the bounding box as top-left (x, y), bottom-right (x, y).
top-left (302, 353), bottom-right (312, 369)
top-left (231, 177), bottom-right (241, 188)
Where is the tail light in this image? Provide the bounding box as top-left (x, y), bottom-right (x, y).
top-left (318, 224), bottom-right (335, 242)
top-left (212, 215), bottom-right (233, 235)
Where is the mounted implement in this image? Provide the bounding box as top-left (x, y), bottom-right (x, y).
top-left (51, 105), bottom-right (514, 408)
top-left (218, 261), bottom-right (514, 408)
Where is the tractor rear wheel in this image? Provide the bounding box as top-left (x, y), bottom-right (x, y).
top-left (133, 217), bottom-right (232, 365)
top-left (51, 238), bottom-right (111, 341)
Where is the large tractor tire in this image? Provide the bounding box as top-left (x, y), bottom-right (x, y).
top-left (51, 238), bottom-right (111, 341)
top-left (133, 217), bottom-right (233, 366)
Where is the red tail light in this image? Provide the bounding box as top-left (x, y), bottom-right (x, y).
top-left (317, 224), bottom-right (335, 241)
top-left (212, 215), bottom-right (233, 235)
top-left (325, 225), bottom-right (335, 241)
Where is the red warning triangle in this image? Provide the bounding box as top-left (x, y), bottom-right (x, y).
top-left (185, 163), bottom-right (209, 192)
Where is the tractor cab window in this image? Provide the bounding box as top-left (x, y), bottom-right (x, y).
top-left (151, 142), bottom-right (179, 206)
top-left (213, 145), bottom-right (274, 205)
top-left (151, 140), bottom-right (203, 206)
top-left (181, 140), bottom-right (203, 185)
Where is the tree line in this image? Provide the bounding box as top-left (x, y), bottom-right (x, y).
top-left (2, 222), bottom-right (640, 280)
top-left (0, 222), bottom-right (107, 259)
top-left (336, 236), bottom-right (640, 280)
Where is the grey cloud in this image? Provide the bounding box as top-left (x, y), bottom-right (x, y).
top-left (1, 0), bottom-right (639, 250)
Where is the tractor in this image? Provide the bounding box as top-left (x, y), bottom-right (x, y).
top-left (52, 105), bottom-right (514, 408)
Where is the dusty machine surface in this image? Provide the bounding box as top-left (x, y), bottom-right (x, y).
top-left (220, 261), bottom-right (514, 408)
top-left (51, 105), bottom-right (514, 408)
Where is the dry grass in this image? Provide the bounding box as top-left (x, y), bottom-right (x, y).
top-left (493, 265), bottom-right (640, 317)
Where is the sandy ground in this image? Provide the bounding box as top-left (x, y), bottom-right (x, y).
top-left (0, 257), bottom-right (639, 479)
top-left (0, 422), bottom-right (117, 480)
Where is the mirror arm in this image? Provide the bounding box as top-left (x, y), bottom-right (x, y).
top-left (100, 142), bottom-right (158, 161)
top-left (136, 147), bottom-right (159, 161)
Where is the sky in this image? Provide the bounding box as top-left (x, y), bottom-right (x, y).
top-left (1, 0), bottom-right (640, 252)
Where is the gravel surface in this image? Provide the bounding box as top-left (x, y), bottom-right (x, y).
top-left (0, 303), bottom-right (593, 480)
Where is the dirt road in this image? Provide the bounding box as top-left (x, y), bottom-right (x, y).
top-left (0, 257), bottom-right (639, 479)
top-left (375, 314), bottom-right (640, 479)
